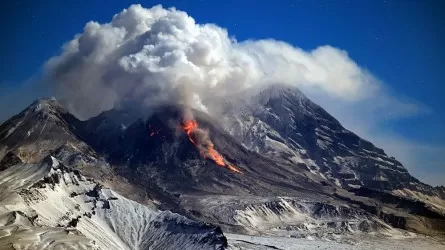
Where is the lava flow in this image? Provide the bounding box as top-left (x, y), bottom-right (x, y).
top-left (182, 120), bottom-right (242, 174)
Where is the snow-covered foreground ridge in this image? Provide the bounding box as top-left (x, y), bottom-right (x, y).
top-left (226, 233), bottom-right (445, 250)
top-left (0, 156), bottom-right (227, 250)
top-left (181, 195), bottom-right (415, 238)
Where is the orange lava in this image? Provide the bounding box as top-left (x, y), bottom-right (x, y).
top-left (183, 120), bottom-right (198, 139)
top-left (207, 147), bottom-right (225, 166)
top-left (227, 164), bottom-right (243, 174)
top-left (182, 119), bottom-right (242, 174)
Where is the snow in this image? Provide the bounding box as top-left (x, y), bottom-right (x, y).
top-left (234, 198), bottom-right (307, 230)
top-left (376, 164), bottom-right (406, 173)
top-left (392, 189), bottom-right (445, 214)
top-left (0, 157), bottom-right (226, 250)
top-left (34, 103), bottom-right (42, 112)
top-left (226, 233), bottom-right (444, 250)
top-left (0, 225), bottom-right (94, 250)
top-left (348, 184), bottom-right (361, 189)
top-left (184, 194), bottom-right (413, 244)
top-left (334, 178), bottom-right (342, 187)
top-left (264, 136), bottom-right (294, 154)
top-left (316, 130), bottom-right (334, 143)
top-left (3, 120), bottom-right (23, 140)
top-left (373, 174), bottom-right (388, 181)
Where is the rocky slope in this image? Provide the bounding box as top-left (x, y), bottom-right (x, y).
top-left (0, 98), bottom-right (92, 163)
top-left (220, 85), bottom-right (444, 196)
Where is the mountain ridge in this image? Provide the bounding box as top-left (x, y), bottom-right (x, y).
top-left (220, 85), bottom-right (442, 194)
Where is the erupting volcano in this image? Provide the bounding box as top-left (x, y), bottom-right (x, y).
top-left (182, 120), bottom-right (242, 173)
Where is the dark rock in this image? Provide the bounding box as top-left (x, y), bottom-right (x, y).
top-left (0, 151), bottom-right (22, 171)
top-left (85, 184), bottom-right (102, 198)
top-left (102, 200), bottom-right (110, 209)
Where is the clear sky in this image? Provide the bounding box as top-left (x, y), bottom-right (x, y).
top-left (1, 0), bottom-right (444, 185)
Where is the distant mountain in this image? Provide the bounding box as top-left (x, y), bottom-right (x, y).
top-left (0, 98), bottom-right (89, 163)
top-left (1, 86), bottom-right (444, 249)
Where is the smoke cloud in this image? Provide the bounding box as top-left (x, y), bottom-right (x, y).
top-left (45, 4), bottom-right (379, 119)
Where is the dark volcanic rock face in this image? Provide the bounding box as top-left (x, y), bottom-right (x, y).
top-left (71, 105), bottom-right (331, 202)
top-left (0, 151), bottom-right (22, 171)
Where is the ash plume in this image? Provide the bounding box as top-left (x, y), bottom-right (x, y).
top-left (44, 4), bottom-right (379, 120)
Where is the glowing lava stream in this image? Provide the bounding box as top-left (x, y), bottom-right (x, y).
top-left (182, 120), bottom-right (242, 174)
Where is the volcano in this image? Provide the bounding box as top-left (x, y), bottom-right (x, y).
top-left (1, 86), bottom-right (445, 249)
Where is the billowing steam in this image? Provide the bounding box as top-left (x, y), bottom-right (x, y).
top-left (45, 4), bottom-right (379, 120)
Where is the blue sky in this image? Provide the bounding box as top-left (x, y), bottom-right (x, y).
top-left (1, 0), bottom-right (444, 185)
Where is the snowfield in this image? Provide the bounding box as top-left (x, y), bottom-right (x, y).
top-left (2, 157), bottom-right (442, 250)
top-left (0, 157), bottom-right (226, 250)
top-left (226, 233), bottom-right (445, 250)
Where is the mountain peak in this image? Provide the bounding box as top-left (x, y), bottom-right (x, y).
top-left (243, 84), bottom-right (307, 106)
top-left (0, 97), bottom-right (82, 163)
top-left (27, 97), bottom-right (67, 116)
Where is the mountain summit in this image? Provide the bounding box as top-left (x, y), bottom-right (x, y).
top-left (223, 85), bottom-right (443, 194)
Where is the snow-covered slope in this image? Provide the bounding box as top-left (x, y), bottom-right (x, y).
top-left (226, 233), bottom-right (444, 250)
top-left (0, 156), bottom-right (227, 250)
top-left (179, 195), bottom-right (409, 239)
top-left (220, 85), bottom-right (445, 201)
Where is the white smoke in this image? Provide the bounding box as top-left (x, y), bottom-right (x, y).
top-left (45, 4), bottom-right (379, 119)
